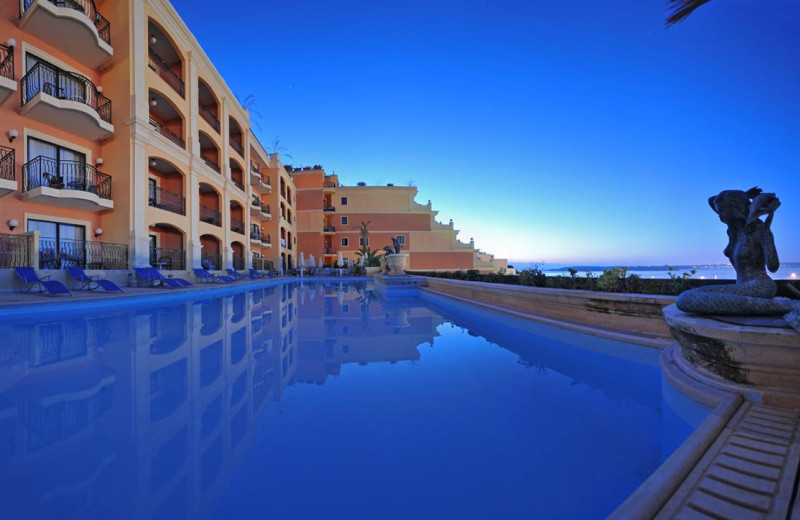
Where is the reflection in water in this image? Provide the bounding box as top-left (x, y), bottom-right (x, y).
top-left (0, 281), bottom-right (706, 520)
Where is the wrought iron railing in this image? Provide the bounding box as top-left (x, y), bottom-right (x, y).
top-left (250, 162), bottom-right (260, 174)
top-left (323, 181), bottom-right (337, 188)
top-left (39, 237), bottom-right (128, 270)
top-left (148, 185), bottom-right (185, 215)
top-left (230, 218), bottom-right (244, 235)
top-left (199, 204), bottom-right (221, 226)
top-left (149, 117), bottom-right (184, 149)
top-left (0, 44), bottom-right (13, 80)
top-left (232, 178), bottom-right (244, 192)
top-left (230, 137), bottom-right (244, 157)
top-left (323, 226), bottom-right (336, 232)
top-left (252, 256), bottom-right (271, 271)
top-left (263, 235), bottom-right (271, 246)
top-left (21, 0), bottom-right (111, 46)
top-left (201, 253), bottom-right (221, 270)
top-left (262, 176), bottom-right (271, 187)
top-left (323, 206), bottom-right (335, 212)
top-left (251, 196), bottom-right (260, 208)
top-left (0, 233), bottom-right (35, 268)
top-left (262, 205), bottom-right (271, 215)
top-left (250, 228), bottom-right (262, 241)
top-left (148, 49), bottom-right (184, 97)
top-left (202, 155), bottom-right (220, 173)
top-left (23, 156), bottom-right (112, 199)
top-left (21, 61), bottom-right (111, 123)
top-left (149, 247), bottom-right (185, 270)
top-left (198, 101), bottom-right (219, 132)
top-left (0, 146), bottom-right (14, 181)
top-left (232, 256), bottom-right (245, 270)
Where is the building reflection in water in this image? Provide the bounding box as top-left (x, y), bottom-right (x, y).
top-left (0, 281), bottom-right (445, 519)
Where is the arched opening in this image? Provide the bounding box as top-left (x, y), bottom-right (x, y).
top-left (199, 131), bottom-right (220, 174)
top-left (198, 78), bottom-right (219, 132)
top-left (149, 88), bottom-right (184, 149)
top-left (280, 252), bottom-right (287, 273)
top-left (229, 201), bottom-right (244, 235)
top-left (199, 183), bottom-right (221, 227)
top-left (200, 234), bottom-right (221, 270)
top-left (149, 223), bottom-right (186, 270)
top-left (231, 241), bottom-right (245, 270)
top-left (148, 19), bottom-right (185, 97)
top-left (230, 158), bottom-right (244, 191)
top-left (148, 157), bottom-right (185, 215)
top-left (229, 117), bottom-right (244, 157)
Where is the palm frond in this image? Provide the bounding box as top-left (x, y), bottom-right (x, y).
top-left (666, 0), bottom-right (714, 26)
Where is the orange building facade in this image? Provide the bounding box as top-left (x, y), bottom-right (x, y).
top-left (292, 167), bottom-right (509, 273)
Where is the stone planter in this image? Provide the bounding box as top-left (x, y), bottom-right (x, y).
top-left (365, 266), bottom-right (381, 275)
top-left (385, 254), bottom-right (408, 276)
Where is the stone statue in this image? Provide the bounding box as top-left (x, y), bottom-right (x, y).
top-left (383, 237), bottom-right (403, 255)
top-left (676, 187), bottom-right (800, 331)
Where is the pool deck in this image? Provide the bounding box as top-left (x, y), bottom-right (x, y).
top-left (1, 278), bottom-right (798, 519)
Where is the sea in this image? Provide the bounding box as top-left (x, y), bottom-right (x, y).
top-left (509, 262), bottom-right (800, 281)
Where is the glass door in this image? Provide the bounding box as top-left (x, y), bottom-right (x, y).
top-left (28, 219), bottom-right (86, 269)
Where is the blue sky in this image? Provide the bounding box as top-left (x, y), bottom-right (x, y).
top-left (172, 0), bottom-right (800, 265)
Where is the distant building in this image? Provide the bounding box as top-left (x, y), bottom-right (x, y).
top-left (291, 167), bottom-right (509, 273)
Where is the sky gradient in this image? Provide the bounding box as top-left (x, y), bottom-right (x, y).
top-left (170, 0), bottom-right (800, 265)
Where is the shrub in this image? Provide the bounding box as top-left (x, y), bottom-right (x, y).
top-left (519, 266), bottom-right (547, 287)
top-left (597, 267), bottom-right (628, 292)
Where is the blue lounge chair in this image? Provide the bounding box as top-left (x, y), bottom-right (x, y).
top-left (147, 267), bottom-right (193, 288)
top-left (14, 267), bottom-right (71, 296)
top-left (67, 267), bottom-right (123, 292)
top-left (194, 268), bottom-right (235, 283)
top-left (228, 268), bottom-right (256, 280)
top-left (249, 268), bottom-right (267, 279)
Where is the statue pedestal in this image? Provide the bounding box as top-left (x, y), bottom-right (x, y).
top-left (385, 254), bottom-right (408, 276)
top-left (663, 304), bottom-right (800, 407)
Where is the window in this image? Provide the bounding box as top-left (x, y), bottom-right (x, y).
top-left (341, 196), bottom-right (348, 206)
top-left (27, 137), bottom-right (87, 187)
top-left (396, 235), bottom-right (406, 245)
top-left (340, 216), bottom-right (348, 225)
top-left (28, 219), bottom-right (87, 270)
top-left (359, 237), bottom-right (369, 247)
top-left (341, 237), bottom-right (349, 247)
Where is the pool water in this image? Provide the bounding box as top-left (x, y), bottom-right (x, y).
top-left (0, 281), bottom-right (708, 519)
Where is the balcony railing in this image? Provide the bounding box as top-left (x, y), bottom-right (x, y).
top-left (148, 49), bottom-right (184, 97)
top-left (21, 0), bottom-right (111, 45)
top-left (250, 162), bottom-right (260, 174)
top-left (23, 156), bottom-right (111, 199)
top-left (0, 233), bottom-right (36, 268)
top-left (230, 218), bottom-right (244, 235)
top-left (39, 237), bottom-right (128, 270)
top-left (232, 178), bottom-right (244, 192)
top-left (323, 206), bottom-right (335, 212)
top-left (250, 230), bottom-right (261, 241)
top-left (0, 146), bottom-right (14, 181)
top-left (232, 256), bottom-right (245, 270)
top-left (198, 102), bottom-right (220, 132)
top-left (323, 226), bottom-right (336, 233)
top-left (261, 205), bottom-right (271, 215)
top-left (323, 181), bottom-right (337, 188)
top-left (148, 185), bottom-right (185, 215)
top-left (149, 247), bottom-right (185, 270)
top-left (201, 253), bottom-right (221, 270)
top-left (263, 235), bottom-right (271, 246)
top-left (149, 117), bottom-right (184, 149)
top-left (252, 257), bottom-right (272, 271)
top-left (21, 61), bottom-right (111, 123)
top-left (199, 204), bottom-right (221, 226)
top-left (202, 155), bottom-right (220, 173)
top-left (230, 137), bottom-right (244, 157)
top-left (251, 196), bottom-right (260, 208)
top-left (0, 44), bottom-right (13, 80)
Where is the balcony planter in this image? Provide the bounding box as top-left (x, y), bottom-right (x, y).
top-left (385, 254), bottom-right (408, 276)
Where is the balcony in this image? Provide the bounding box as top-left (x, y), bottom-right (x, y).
top-left (198, 101), bottom-right (219, 133)
top-left (323, 206), bottom-right (335, 212)
top-left (0, 146), bottom-right (15, 197)
top-left (148, 185), bottom-right (185, 216)
top-left (323, 226), bottom-right (336, 234)
top-left (202, 155), bottom-right (220, 174)
top-left (249, 163), bottom-right (260, 182)
top-left (19, 0), bottom-right (112, 68)
top-left (230, 218), bottom-right (245, 235)
top-left (150, 247), bottom-right (185, 270)
top-left (199, 204), bottom-right (221, 227)
top-left (149, 117), bottom-right (184, 149)
top-left (148, 49), bottom-right (184, 97)
top-left (22, 156), bottom-right (113, 211)
top-left (0, 44), bottom-right (16, 105)
top-left (39, 237), bottom-right (128, 270)
top-left (261, 205), bottom-right (271, 220)
top-left (323, 181), bottom-right (337, 192)
top-left (249, 230), bottom-right (262, 246)
top-left (230, 138), bottom-right (244, 158)
top-left (21, 62), bottom-right (113, 141)
top-left (263, 236), bottom-right (272, 247)
top-left (253, 176), bottom-right (271, 195)
top-left (250, 198), bottom-right (261, 216)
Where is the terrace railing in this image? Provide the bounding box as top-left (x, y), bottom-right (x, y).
top-left (149, 247), bottom-right (185, 270)
top-left (0, 232), bottom-right (35, 268)
top-left (0, 146), bottom-right (14, 181)
top-left (232, 178), bottom-right (244, 192)
top-left (21, 0), bottom-right (111, 46)
top-left (23, 156), bottom-right (112, 200)
top-left (230, 218), bottom-right (244, 235)
top-left (201, 253), bottom-right (221, 270)
top-left (323, 206), bottom-right (335, 212)
top-left (198, 101), bottom-right (220, 132)
top-left (202, 155), bottom-right (220, 173)
top-left (148, 49), bottom-right (184, 97)
top-left (263, 235), bottom-right (271, 246)
top-left (148, 185), bottom-right (185, 215)
top-left (199, 204), bottom-right (221, 226)
top-left (229, 137), bottom-right (244, 157)
top-left (0, 44), bottom-right (13, 80)
top-left (39, 237), bottom-right (128, 270)
top-left (149, 117), bottom-right (184, 149)
top-left (21, 61), bottom-right (112, 123)
top-left (232, 256), bottom-right (245, 270)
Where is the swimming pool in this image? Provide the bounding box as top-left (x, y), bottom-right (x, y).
top-left (0, 280), bottom-right (708, 519)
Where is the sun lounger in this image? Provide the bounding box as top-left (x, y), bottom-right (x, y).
top-left (226, 268), bottom-right (250, 280)
top-left (67, 267), bottom-right (123, 292)
top-left (249, 268), bottom-right (267, 279)
top-left (14, 267), bottom-right (71, 296)
top-left (193, 268), bottom-right (235, 283)
top-left (147, 267), bottom-right (193, 288)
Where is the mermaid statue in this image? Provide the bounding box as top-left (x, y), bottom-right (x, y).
top-left (676, 187), bottom-right (800, 331)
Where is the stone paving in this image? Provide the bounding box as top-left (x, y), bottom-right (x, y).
top-left (656, 401), bottom-right (800, 520)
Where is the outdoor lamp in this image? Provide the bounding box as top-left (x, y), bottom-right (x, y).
top-left (95, 157), bottom-right (104, 165)
top-left (8, 218), bottom-right (19, 231)
top-left (6, 38), bottom-right (15, 48)
top-left (95, 228), bottom-right (103, 237)
top-left (149, 36), bottom-right (157, 45)
top-left (150, 97), bottom-right (157, 107)
top-left (7, 129), bottom-right (18, 143)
